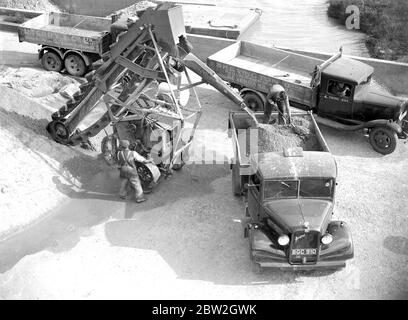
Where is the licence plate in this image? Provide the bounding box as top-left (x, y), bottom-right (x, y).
top-left (292, 248), bottom-right (317, 255)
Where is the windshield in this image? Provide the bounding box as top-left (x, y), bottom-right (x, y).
top-left (264, 179), bottom-right (334, 200)
top-left (264, 180), bottom-right (298, 199)
top-left (299, 179), bottom-right (334, 198)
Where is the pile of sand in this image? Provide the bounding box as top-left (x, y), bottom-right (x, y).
top-left (0, 66), bottom-right (81, 111)
top-left (112, 1), bottom-right (157, 18)
top-left (0, 0), bottom-right (61, 11)
top-left (0, 86), bottom-right (110, 240)
top-left (257, 116), bottom-right (319, 152)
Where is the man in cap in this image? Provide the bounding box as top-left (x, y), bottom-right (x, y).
top-left (117, 139), bottom-right (153, 203)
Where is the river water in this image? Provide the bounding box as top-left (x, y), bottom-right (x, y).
top-left (186, 0), bottom-right (369, 56)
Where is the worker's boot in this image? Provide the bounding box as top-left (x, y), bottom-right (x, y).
top-left (135, 195), bottom-right (146, 203)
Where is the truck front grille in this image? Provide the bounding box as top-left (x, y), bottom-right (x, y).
top-left (289, 230), bottom-right (320, 264)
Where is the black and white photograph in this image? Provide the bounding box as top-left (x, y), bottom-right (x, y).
top-left (0, 0), bottom-right (407, 303)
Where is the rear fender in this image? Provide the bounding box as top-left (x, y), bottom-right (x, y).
top-left (239, 88), bottom-right (267, 106)
top-left (39, 46), bottom-right (64, 60)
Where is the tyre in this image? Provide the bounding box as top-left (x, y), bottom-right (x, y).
top-left (369, 126), bottom-right (398, 155)
top-left (47, 120), bottom-right (69, 144)
top-left (136, 163), bottom-right (154, 184)
top-left (242, 92), bottom-right (264, 111)
top-left (64, 53), bottom-right (87, 77)
top-left (41, 51), bottom-right (63, 72)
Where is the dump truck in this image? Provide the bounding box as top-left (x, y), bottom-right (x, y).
top-left (18, 12), bottom-right (113, 76)
top-left (208, 41), bottom-right (408, 154)
top-left (229, 107), bottom-right (353, 272)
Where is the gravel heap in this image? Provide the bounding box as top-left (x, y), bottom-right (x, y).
top-left (0, 0), bottom-right (62, 11)
top-left (257, 116), bottom-right (319, 152)
top-left (112, 1), bottom-right (157, 17)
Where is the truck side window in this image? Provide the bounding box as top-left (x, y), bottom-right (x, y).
top-left (328, 80), bottom-right (351, 98)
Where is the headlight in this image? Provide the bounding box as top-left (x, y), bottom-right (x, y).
top-left (278, 234), bottom-right (290, 246)
top-left (321, 233), bottom-right (333, 245)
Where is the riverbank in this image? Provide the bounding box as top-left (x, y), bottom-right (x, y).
top-left (328, 0), bottom-right (408, 62)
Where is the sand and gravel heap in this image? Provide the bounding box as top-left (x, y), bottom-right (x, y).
top-left (257, 116), bottom-right (319, 152)
top-left (0, 0), bottom-right (62, 11)
top-left (112, 1), bottom-right (157, 18)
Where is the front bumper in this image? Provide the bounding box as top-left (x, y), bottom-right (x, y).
top-left (252, 251), bottom-right (346, 271)
top-left (249, 221), bottom-right (354, 271)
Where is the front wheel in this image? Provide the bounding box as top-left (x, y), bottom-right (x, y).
top-left (369, 126), bottom-right (398, 155)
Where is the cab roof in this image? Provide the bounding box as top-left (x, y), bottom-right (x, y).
top-left (322, 57), bottom-right (374, 84)
top-left (251, 151), bottom-right (337, 180)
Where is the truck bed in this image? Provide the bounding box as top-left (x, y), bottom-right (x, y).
top-left (229, 110), bottom-right (330, 168)
top-left (18, 12), bottom-right (112, 55)
top-left (208, 41), bottom-right (325, 107)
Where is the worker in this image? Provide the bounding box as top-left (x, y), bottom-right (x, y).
top-left (265, 85), bottom-right (287, 125)
top-left (117, 139), bottom-right (153, 203)
top-left (331, 82), bottom-right (351, 97)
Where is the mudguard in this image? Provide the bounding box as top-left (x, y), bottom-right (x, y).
top-left (319, 221), bottom-right (354, 261)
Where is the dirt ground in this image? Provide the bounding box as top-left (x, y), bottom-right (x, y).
top-left (0, 29), bottom-right (407, 300)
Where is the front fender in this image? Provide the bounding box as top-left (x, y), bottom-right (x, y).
top-left (365, 119), bottom-right (402, 134)
top-left (319, 221), bottom-right (354, 261)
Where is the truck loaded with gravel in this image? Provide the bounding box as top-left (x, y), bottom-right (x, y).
top-left (229, 102), bottom-right (353, 272)
top-left (209, 41), bottom-right (408, 154)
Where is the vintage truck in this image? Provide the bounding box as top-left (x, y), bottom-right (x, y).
top-left (229, 109), bottom-right (354, 272)
top-left (18, 12), bottom-right (113, 76)
top-left (209, 41), bottom-right (408, 154)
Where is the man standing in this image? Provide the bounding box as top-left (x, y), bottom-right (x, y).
top-left (117, 139), bottom-right (152, 203)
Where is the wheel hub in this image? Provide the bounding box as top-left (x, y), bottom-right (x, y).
top-left (375, 132), bottom-right (391, 148)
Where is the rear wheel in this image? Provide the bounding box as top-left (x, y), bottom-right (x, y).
top-left (64, 53), bottom-right (87, 77)
top-left (41, 51), bottom-right (63, 72)
top-left (369, 126), bottom-right (398, 155)
top-left (242, 92), bottom-right (264, 111)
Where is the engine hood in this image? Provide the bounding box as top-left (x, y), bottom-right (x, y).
top-left (263, 199), bottom-right (333, 233)
top-left (354, 86), bottom-right (405, 109)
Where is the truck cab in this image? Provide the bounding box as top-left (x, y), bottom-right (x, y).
top-left (245, 150), bottom-right (354, 271)
top-left (313, 56), bottom-right (408, 154)
top-left (317, 57), bottom-right (407, 124)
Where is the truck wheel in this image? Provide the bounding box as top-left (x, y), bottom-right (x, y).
top-left (41, 51), bottom-right (63, 72)
top-left (369, 126), bottom-right (398, 155)
top-left (231, 163), bottom-right (241, 195)
top-left (243, 92), bottom-right (264, 111)
top-left (64, 53), bottom-right (87, 77)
